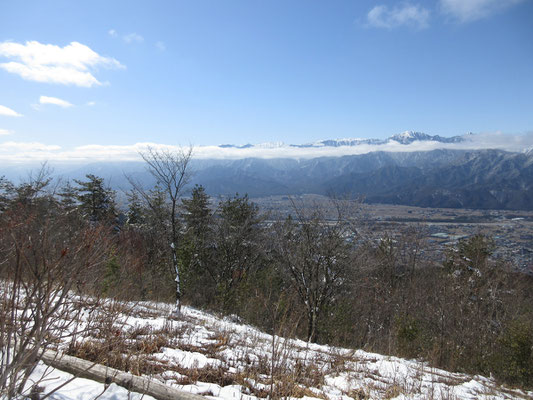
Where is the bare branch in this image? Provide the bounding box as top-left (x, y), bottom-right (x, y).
top-left (137, 145), bottom-right (194, 317)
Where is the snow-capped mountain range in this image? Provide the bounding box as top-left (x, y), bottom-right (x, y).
top-left (3, 131), bottom-right (532, 210)
top-left (218, 131), bottom-right (466, 149)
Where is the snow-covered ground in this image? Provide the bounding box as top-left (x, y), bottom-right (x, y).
top-left (22, 300), bottom-right (533, 400)
top-left (22, 362), bottom-right (157, 400)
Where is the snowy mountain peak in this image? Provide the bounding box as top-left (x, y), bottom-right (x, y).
top-left (389, 131), bottom-right (464, 145)
top-left (389, 131), bottom-right (433, 144)
top-left (218, 132), bottom-right (465, 150)
top-left (255, 141), bottom-right (286, 148)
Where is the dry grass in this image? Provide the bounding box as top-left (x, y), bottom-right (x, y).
top-left (384, 384), bottom-right (403, 399)
top-left (59, 299), bottom-right (532, 400)
top-left (345, 388), bottom-right (371, 400)
top-left (172, 365), bottom-right (235, 387)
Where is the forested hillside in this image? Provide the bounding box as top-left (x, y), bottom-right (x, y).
top-left (5, 148), bottom-right (531, 210)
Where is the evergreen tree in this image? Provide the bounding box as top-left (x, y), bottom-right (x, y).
top-left (211, 193), bottom-right (264, 312)
top-left (74, 174), bottom-right (116, 223)
top-left (143, 185), bottom-right (169, 229)
top-left (126, 190), bottom-right (145, 226)
top-left (127, 184), bottom-right (174, 300)
top-left (182, 185), bottom-right (212, 238)
top-left (58, 181), bottom-right (78, 213)
top-left (445, 233), bottom-right (495, 276)
top-left (0, 176), bottom-right (14, 212)
top-left (180, 185), bottom-right (214, 303)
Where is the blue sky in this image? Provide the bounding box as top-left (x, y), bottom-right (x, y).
top-left (0, 0), bottom-right (532, 162)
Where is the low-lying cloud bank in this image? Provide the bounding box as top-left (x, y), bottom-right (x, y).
top-left (1, 132), bottom-right (532, 164)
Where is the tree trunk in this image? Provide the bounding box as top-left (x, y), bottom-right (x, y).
top-left (41, 350), bottom-right (205, 400)
top-left (170, 241), bottom-right (181, 318)
top-left (307, 309), bottom-right (318, 343)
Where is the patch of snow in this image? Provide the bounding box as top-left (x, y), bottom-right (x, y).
top-left (12, 295), bottom-right (531, 400)
top-left (23, 361), bottom-right (157, 400)
top-left (155, 347), bottom-right (222, 369)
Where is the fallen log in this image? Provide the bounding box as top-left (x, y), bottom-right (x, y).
top-left (41, 350), bottom-right (205, 400)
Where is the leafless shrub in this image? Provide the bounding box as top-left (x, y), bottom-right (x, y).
top-left (173, 364), bottom-right (234, 387)
top-left (0, 172), bottom-right (110, 397)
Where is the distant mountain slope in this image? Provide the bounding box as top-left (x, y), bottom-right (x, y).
top-left (192, 149), bottom-right (533, 210)
top-left (3, 144), bottom-right (531, 210)
top-left (190, 149), bottom-right (465, 197)
top-left (330, 150), bottom-right (533, 210)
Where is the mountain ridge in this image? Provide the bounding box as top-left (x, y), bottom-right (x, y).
top-left (218, 131), bottom-right (466, 149)
top-left (3, 146), bottom-right (532, 211)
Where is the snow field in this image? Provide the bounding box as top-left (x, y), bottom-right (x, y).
top-left (15, 298), bottom-right (533, 399)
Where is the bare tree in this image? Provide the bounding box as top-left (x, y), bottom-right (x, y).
top-left (274, 198), bottom-right (356, 342)
top-left (138, 146), bottom-right (193, 317)
top-left (0, 172), bottom-right (109, 397)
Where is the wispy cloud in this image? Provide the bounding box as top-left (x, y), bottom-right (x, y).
top-left (39, 95), bottom-right (73, 108)
top-left (108, 29), bottom-right (145, 45)
top-left (440, 0), bottom-right (525, 22)
top-left (367, 3), bottom-right (430, 29)
top-left (155, 41), bottom-right (166, 51)
top-left (1, 132), bottom-right (532, 163)
top-left (123, 33), bottom-right (144, 44)
top-left (0, 129), bottom-right (13, 136)
top-left (0, 105), bottom-right (22, 117)
top-left (87, 101), bottom-right (96, 106)
top-left (0, 41), bottom-right (124, 87)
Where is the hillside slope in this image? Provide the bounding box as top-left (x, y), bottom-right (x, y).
top-left (27, 299), bottom-right (532, 400)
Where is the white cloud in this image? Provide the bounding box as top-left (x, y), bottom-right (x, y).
top-left (123, 33), bottom-right (144, 44)
top-left (155, 41), bottom-right (166, 51)
top-left (0, 104), bottom-right (22, 117)
top-left (0, 129), bottom-right (13, 136)
top-left (0, 141), bottom-right (62, 162)
top-left (108, 30), bottom-right (144, 44)
top-left (1, 132), bottom-right (532, 164)
top-left (39, 95), bottom-right (73, 108)
top-left (0, 41), bottom-right (124, 87)
top-left (87, 101), bottom-right (96, 106)
top-left (440, 0), bottom-right (525, 22)
top-left (367, 3), bottom-right (430, 29)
